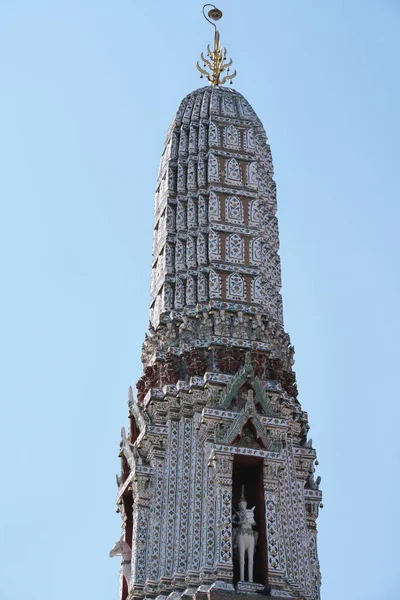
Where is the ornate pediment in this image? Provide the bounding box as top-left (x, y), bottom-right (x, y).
top-left (222, 352), bottom-right (279, 417)
top-left (232, 422), bottom-right (265, 449)
top-left (220, 390), bottom-right (282, 451)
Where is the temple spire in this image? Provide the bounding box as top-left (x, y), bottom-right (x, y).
top-left (111, 26), bottom-right (323, 597)
top-left (196, 4), bottom-right (237, 86)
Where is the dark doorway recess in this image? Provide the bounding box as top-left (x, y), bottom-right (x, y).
top-left (122, 577), bottom-right (128, 600)
top-left (232, 455), bottom-right (268, 586)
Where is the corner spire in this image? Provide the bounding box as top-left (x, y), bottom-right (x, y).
top-left (196, 4), bottom-right (237, 86)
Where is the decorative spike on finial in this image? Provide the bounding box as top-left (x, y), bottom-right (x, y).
top-left (196, 4), bottom-right (237, 86)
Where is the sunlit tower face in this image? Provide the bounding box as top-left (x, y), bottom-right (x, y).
top-left (111, 8), bottom-right (322, 600)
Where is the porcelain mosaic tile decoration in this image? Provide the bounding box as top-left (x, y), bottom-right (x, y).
top-left (148, 86), bottom-right (283, 327)
top-left (112, 86), bottom-right (322, 600)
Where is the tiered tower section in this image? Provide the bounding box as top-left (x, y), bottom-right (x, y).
top-left (114, 86), bottom-right (322, 600)
top-left (149, 85), bottom-right (282, 330)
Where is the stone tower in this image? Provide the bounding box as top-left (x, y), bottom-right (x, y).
top-left (112, 10), bottom-right (322, 600)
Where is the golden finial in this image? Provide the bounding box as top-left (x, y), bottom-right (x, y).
top-left (196, 5), bottom-right (237, 87)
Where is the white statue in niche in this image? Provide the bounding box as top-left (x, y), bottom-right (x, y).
top-left (232, 311), bottom-right (248, 339)
top-left (109, 538), bottom-right (131, 588)
top-left (233, 487), bottom-right (258, 582)
top-left (163, 321), bottom-right (177, 341)
top-left (199, 310), bottom-right (213, 339)
top-left (214, 309), bottom-right (231, 337)
top-left (179, 315), bottom-right (197, 342)
top-left (251, 314), bottom-right (265, 341)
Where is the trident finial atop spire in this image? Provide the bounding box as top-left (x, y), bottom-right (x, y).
top-left (196, 4), bottom-right (237, 87)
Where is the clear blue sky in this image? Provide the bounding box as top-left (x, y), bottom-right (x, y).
top-left (1, 1), bottom-right (399, 599)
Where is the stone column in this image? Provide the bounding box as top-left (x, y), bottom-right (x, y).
top-left (201, 442), bottom-right (217, 582)
top-left (186, 412), bottom-right (205, 585)
top-left (263, 459), bottom-right (285, 590)
top-left (130, 468), bottom-right (152, 599)
top-left (172, 417), bottom-right (193, 587)
top-left (144, 452), bottom-right (167, 596)
top-left (291, 443), bottom-right (315, 598)
top-left (305, 491), bottom-right (322, 600)
top-left (211, 450), bottom-right (234, 583)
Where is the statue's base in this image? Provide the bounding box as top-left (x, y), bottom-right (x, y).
top-left (236, 583), bottom-right (265, 595)
top-left (140, 581), bottom-right (304, 600)
top-left (204, 581), bottom-right (303, 600)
